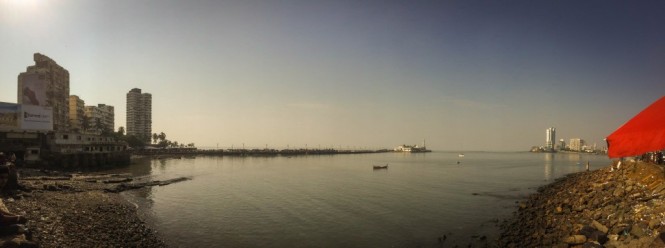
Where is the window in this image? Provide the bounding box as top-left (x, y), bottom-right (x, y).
top-left (63, 135), bottom-right (69, 140)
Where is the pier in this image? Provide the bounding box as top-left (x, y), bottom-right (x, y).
top-left (129, 148), bottom-right (392, 157)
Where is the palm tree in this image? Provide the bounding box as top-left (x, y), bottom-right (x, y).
top-left (152, 133), bottom-right (158, 144)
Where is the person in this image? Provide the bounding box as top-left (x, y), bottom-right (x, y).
top-left (3, 153), bottom-right (21, 193)
top-left (0, 164), bottom-right (35, 248)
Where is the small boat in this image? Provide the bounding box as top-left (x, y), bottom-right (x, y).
top-left (458, 153), bottom-right (465, 157)
top-left (373, 164), bottom-right (389, 170)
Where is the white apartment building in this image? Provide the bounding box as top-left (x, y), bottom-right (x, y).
top-left (85, 104), bottom-right (115, 133)
top-left (126, 88), bottom-right (152, 143)
top-left (569, 138), bottom-right (585, 152)
top-left (546, 127), bottom-right (556, 151)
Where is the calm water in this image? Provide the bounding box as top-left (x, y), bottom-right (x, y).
top-left (110, 151), bottom-right (610, 247)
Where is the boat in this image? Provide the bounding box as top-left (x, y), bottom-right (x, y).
top-left (373, 164), bottom-right (388, 170)
top-left (393, 139), bottom-right (432, 153)
top-left (458, 153), bottom-right (465, 157)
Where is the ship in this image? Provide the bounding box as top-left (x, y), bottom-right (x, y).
top-left (394, 140), bottom-right (432, 153)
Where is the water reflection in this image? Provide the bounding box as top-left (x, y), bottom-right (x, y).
top-left (106, 156), bottom-right (158, 212)
top-left (543, 153), bottom-right (553, 181)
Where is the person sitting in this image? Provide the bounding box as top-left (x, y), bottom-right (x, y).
top-left (0, 165), bottom-right (30, 238)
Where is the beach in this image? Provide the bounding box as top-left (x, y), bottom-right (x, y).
top-left (500, 160), bottom-right (665, 247)
top-left (1, 169), bottom-right (166, 247)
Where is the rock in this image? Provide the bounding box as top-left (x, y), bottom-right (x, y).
top-left (582, 241), bottom-right (603, 248)
top-left (631, 224), bottom-right (647, 238)
top-left (613, 188), bottom-right (624, 197)
top-left (564, 235), bottom-right (587, 244)
top-left (650, 232), bottom-right (665, 248)
top-left (592, 220), bottom-right (609, 234)
top-left (650, 219), bottom-right (661, 229)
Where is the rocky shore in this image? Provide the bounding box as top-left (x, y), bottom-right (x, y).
top-left (1, 169), bottom-right (169, 247)
top-left (500, 160), bottom-right (665, 247)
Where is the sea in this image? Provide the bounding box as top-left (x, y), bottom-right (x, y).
top-left (108, 151), bottom-right (611, 247)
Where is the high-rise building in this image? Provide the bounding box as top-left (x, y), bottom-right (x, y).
top-left (84, 104), bottom-right (115, 133)
top-left (545, 127), bottom-right (556, 151)
top-left (126, 88), bottom-right (152, 143)
top-left (68, 95), bottom-right (85, 131)
top-left (559, 139), bottom-right (566, 151)
top-left (18, 53), bottom-right (70, 131)
top-left (569, 138), bottom-right (585, 152)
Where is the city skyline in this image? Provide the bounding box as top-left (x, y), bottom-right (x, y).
top-left (2, 1), bottom-right (664, 150)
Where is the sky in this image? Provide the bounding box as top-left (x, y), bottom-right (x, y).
top-left (1, 0), bottom-right (664, 151)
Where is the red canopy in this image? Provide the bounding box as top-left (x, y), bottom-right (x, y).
top-left (607, 96), bottom-right (665, 158)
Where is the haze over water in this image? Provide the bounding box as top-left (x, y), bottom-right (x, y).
top-left (2, 1), bottom-right (664, 151)
top-left (112, 152), bottom-right (610, 247)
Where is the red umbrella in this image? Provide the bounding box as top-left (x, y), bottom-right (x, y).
top-left (607, 96), bottom-right (665, 158)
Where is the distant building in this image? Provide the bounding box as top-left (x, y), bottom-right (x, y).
top-left (394, 140), bottom-right (431, 153)
top-left (126, 88), bottom-right (152, 143)
top-left (569, 138), bottom-right (585, 152)
top-left (545, 127), bottom-right (556, 151)
top-left (84, 104), bottom-right (115, 133)
top-left (559, 139), bottom-right (566, 151)
top-left (68, 95), bottom-right (85, 131)
top-left (18, 53), bottom-right (70, 131)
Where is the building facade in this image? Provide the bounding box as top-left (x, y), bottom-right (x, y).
top-left (126, 88), bottom-right (152, 143)
top-left (545, 127), bottom-right (556, 151)
top-left (68, 95), bottom-right (85, 131)
top-left (18, 53), bottom-right (70, 131)
top-left (84, 104), bottom-right (115, 133)
top-left (569, 138), bottom-right (585, 152)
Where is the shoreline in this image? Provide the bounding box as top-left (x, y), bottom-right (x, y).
top-left (2, 169), bottom-right (167, 247)
top-left (499, 161), bottom-right (665, 247)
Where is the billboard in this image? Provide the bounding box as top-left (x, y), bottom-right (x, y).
top-left (21, 74), bottom-right (47, 106)
top-left (0, 102), bottom-right (20, 130)
top-left (21, 104), bottom-right (53, 131)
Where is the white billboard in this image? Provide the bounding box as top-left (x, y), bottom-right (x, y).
top-left (21, 74), bottom-right (47, 106)
top-left (0, 102), bottom-right (20, 130)
top-left (20, 104), bottom-right (53, 131)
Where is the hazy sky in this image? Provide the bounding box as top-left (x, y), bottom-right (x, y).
top-left (1, 0), bottom-right (664, 151)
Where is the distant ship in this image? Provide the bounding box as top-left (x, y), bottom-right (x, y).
top-left (394, 140), bottom-right (432, 153)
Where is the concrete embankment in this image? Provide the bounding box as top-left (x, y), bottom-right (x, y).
top-left (500, 161), bottom-right (665, 247)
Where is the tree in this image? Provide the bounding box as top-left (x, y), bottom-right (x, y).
top-left (158, 132), bottom-right (166, 143)
top-left (152, 133), bottom-right (158, 144)
top-left (117, 126), bottom-right (125, 136)
top-left (125, 135), bottom-right (145, 148)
